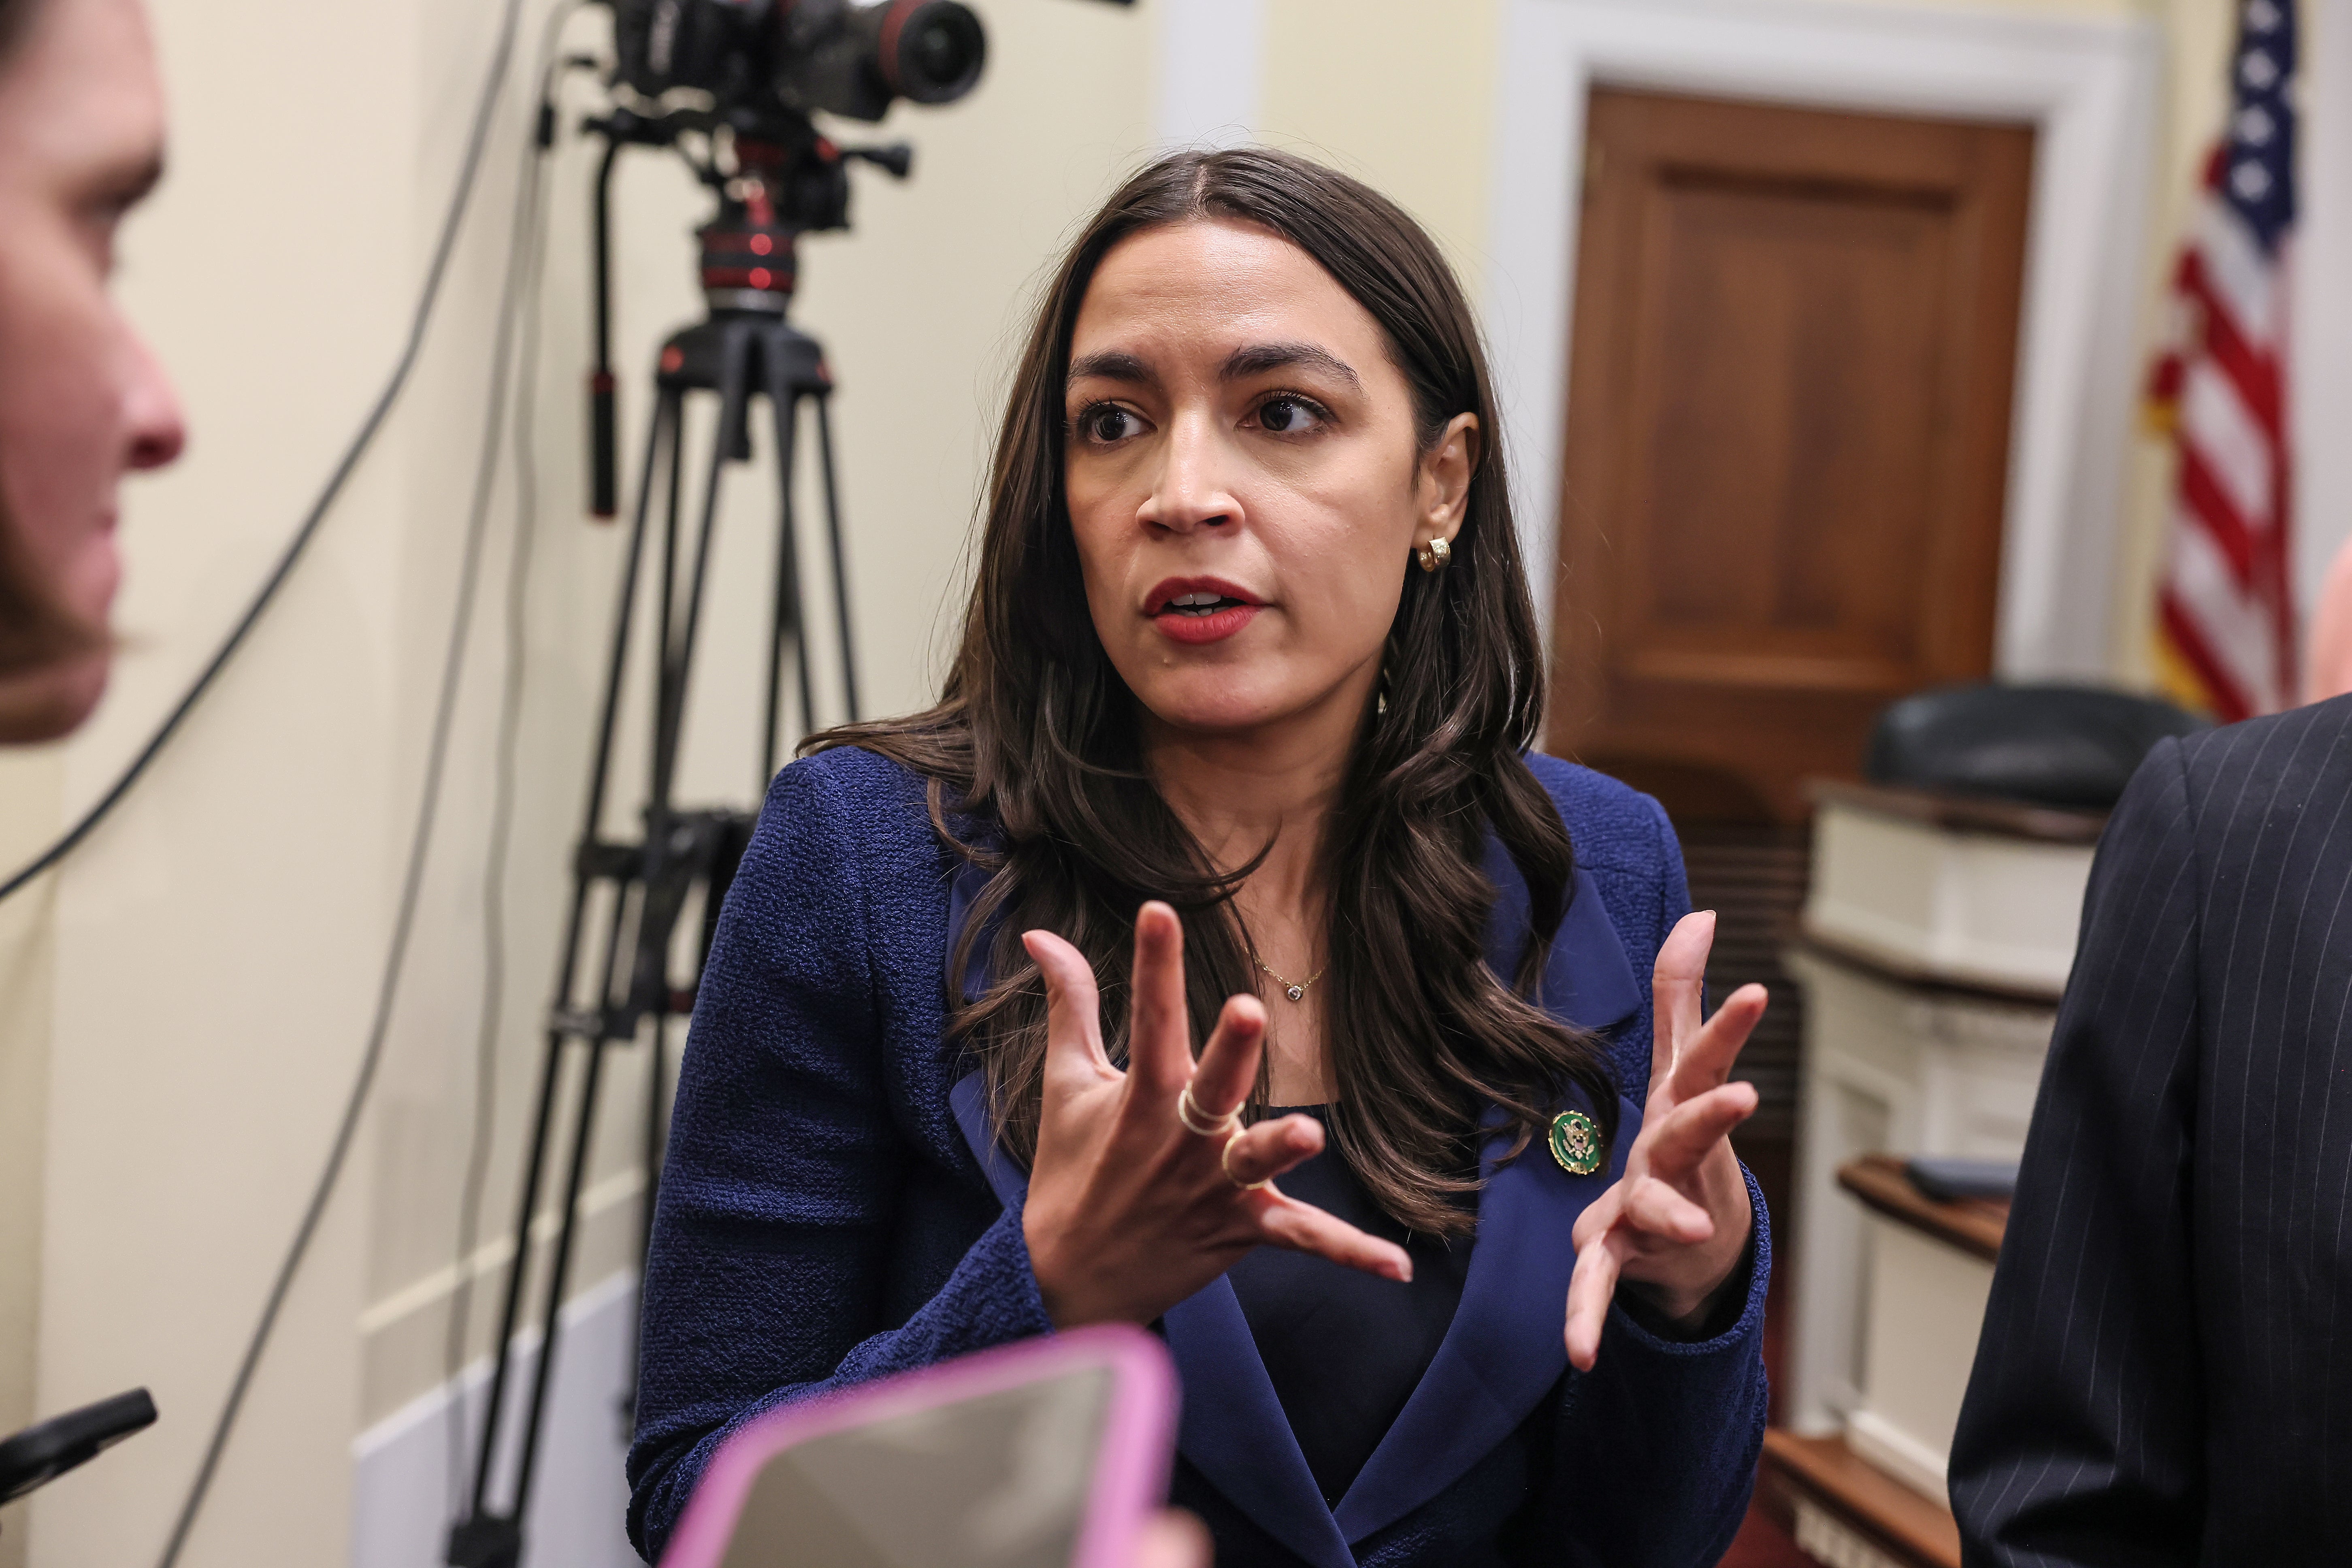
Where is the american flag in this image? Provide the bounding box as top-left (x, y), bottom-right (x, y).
top-left (2150, 0), bottom-right (2298, 722)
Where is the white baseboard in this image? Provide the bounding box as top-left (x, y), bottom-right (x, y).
top-left (1844, 1406), bottom-right (1951, 1506)
top-left (352, 1272), bottom-right (644, 1568)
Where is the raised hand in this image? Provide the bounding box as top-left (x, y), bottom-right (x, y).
top-left (1563, 910), bottom-right (1762, 1370)
top-left (1020, 901), bottom-right (1412, 1328)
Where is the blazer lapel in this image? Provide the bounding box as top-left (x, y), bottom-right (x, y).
top-left (1483, 836), bottom-right (1646, 1033)
top-left (1161, 1285), bottom-right (1360, 1568)
top-left (1331, 1095), bottom-right (1639, 1542)
top-left (948, 1069), bottom-right (1027, 1211)
top-left (1326, 845), bottom-right (1648, 1543)
top-left (948, 1074), bottom-right (1353, 1568)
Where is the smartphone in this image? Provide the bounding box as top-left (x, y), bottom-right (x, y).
top-left (658, 1325), bottom-right (1178, 1568)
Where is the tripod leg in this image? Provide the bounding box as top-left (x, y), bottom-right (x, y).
top-left (584, 383), bottom-right (678, 843)
top-left (499, 858), bottom-right (635, 1513)
top-left (461, 389), bottom-right (674, 1533)
top-left (760, 396), bottom-right (797, 786)
top-left (654, 329), bottom-right (752, 813)
top-left (630, 1012), bottom-right (672, 1423)
top-left (509, 1029), bottom-right (615, 1518)
top-left (814, 394), bottom-right (860, 722)
top-left (464, 1029), bottom-right (569, 1526)
top-left (763, 376), bottom-right (814, 771)
top-left (645, 1016), bottom-right (670, 1239)
top-left (652, 407), bottom-right (685, 811)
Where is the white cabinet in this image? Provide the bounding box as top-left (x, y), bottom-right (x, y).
top-left (1783, 784), bottom-right (2101, 1461)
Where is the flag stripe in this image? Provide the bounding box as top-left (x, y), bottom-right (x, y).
top-left (2170, 518), bottom-right (2282, 713)
top-left (2152, 2), bottom-right (2296, 724)
top-left (2192, 196), bottom-right (2278, 341)
top-left (2180, 358), bottom-right (2277, 526)
top-left (2179, 447), bottom-right (2260, 590)
top-left (2179, 258), bottom-right (2284, 431)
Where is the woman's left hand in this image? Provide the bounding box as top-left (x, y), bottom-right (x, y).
top-left (1564, 910), bottom-right (1762, 1370)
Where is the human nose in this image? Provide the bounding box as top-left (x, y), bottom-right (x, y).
top-left (122, 330), bottom-right (185, 473)
top-left (1136, 411), bottom-right (1239, 534)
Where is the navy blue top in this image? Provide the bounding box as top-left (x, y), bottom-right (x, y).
top-left (626, 746), bottom-right (1771, 1567)
top-left (1227, 1106), bottom-right (1476, 1508)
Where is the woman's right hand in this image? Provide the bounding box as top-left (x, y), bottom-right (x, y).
top-left (1020, 901), bottom-right (1412, 1327)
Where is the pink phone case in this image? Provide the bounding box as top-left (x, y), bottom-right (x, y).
top-left (657, 1325), bottom-right (1179, 1568)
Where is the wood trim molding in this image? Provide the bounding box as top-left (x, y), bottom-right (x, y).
top-left (1838, 1153), bottom-right (2009, 1264)
top-left (1485, 0), bottom-right (2160, 684)
top-left (1806, 778), bottom-right (2110, 845)
top-left (1790, 923), bottom-right (2068, 1009)
top-left (1762, 1429), bottom-right (1963, 1568)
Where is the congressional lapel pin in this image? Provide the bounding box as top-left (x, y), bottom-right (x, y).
top-left (1549, 1110), bottom-right (1604, 1176)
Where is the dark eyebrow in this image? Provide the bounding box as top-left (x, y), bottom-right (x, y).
top-left (1067, 350), bottom-right (1156, 388)
top-left (1219, 341), bottom-right (1361, 390)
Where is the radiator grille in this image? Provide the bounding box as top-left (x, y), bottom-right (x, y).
top-left (1675, 823), bottom-right (1810, 1140)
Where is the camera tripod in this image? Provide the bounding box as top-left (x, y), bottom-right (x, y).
top-left (447, 125), bottom-right (872, 1568)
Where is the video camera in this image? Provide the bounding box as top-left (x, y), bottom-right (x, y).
top-left (610, 0), bottom-right (988, 125)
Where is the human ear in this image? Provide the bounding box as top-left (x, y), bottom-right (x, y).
top-left (1412, 413), bottom-right (1480, 554)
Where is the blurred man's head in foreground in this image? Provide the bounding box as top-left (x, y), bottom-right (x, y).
top-left (0, 0), bottom-right (183, 742)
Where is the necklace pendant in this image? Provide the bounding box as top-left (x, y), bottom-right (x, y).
top-left (1285, 984), bottom-right (1306, 1003)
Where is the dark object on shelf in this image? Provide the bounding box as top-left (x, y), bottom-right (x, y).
top-left (1905, 1155), bottom-right (2019, 1204)
top-left (1865, 684), bottom-right (2207, 812)
top-left (0, 1389), bottom-right (157, 1511)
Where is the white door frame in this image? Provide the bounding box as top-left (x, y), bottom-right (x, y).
top-left (1485, 0), bottom-right (2162, 682)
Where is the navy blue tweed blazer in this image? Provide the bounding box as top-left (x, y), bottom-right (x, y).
top-left (626, 746), bottom-right (1769, 1566)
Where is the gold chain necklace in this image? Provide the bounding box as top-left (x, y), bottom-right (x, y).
top-left (1254, 957), bottom-right (1325, 1004)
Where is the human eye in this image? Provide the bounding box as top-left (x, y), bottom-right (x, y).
top-left (1071, 401), bottom-right (1150, 447)
top-left (1251, 393), bottom-right (1332, 436)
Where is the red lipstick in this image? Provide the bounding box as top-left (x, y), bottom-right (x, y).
top-left (1144, 576), bottom-right (1264, 646)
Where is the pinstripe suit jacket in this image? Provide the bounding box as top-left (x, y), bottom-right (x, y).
top-left (1950, 696), bottom-right (2352, 1566)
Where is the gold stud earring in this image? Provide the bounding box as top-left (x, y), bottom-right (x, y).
top-left (1417, 537), bottom-right (1453, 573)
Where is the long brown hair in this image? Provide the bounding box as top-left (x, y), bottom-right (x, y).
top-left (815, 148), bottom-right (1615, 1235)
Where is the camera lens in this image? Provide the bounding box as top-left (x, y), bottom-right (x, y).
top-left (882, 0), bottom-right (985, 105)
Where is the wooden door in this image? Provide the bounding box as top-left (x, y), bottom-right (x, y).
top-left (1549, 89), bottom-right (2033, 826)
top-left (1548, 91), bottom-right (2034, 1167)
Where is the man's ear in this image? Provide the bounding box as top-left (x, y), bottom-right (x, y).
top-left (1414, 412), bottom-right (1480, 554)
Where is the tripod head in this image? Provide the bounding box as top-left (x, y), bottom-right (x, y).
top-left (696, 126), bottom-right (912, 313)
top-left (582, 101), bottom-right (909, 509)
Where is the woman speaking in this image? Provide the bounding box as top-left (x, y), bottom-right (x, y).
top-left (627, 148), bottom-right (1770, 1568)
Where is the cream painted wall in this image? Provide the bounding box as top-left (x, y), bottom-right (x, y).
top-left (1255, 2), bottom-right (1504, 287)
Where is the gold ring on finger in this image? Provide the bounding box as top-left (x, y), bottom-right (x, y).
top-left (1178, 1080), bottom-right (1240, 1138)
top-left (1221, 1129), bottom-right (1270, 1191)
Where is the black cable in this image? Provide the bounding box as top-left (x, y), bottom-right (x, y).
top-left (442, 1), bottom-right (577, 1520)
top-left (150, 1), bottom-right (532, 1561)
